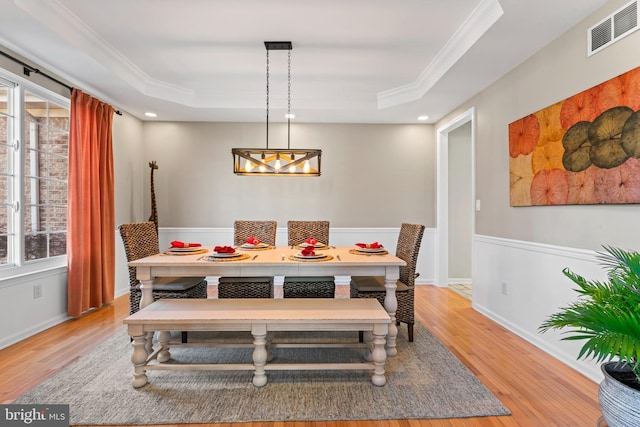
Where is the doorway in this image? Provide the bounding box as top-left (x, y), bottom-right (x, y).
top-left (434, 108), bottom-right (476, 293)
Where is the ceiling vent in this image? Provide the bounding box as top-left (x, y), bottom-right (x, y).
top-left (588, 0), bottom-right (639, 56)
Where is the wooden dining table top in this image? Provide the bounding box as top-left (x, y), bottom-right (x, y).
top-left (128, 245), bottom-right (406, 268)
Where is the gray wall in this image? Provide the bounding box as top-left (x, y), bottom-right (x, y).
top-left (448, 122), bottom-right (472, 279)
top-left (437, 0), bottom-right (640, 252)
top-left (141, 122), bottom-right (435, 229)
top-left (113, 113), bottom-right (145, 225)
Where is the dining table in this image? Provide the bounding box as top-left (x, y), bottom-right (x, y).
top-left (128, 245), bottom-right (406, 356)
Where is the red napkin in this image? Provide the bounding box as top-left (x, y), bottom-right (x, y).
top-left (246, 236), bottom-right (261, 245)
top-left (171, 240), bottom-right (201, 248)
top-left (355, 241), bottom-right (383, 249)
top-left (301, 247), bottom-right (316, 256)
top-left (305, 237), bottom-right (318, 245)
top-left (214, 245), bottom-right (235, 253)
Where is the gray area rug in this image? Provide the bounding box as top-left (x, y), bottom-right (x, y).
top-left (14, 323), bottom-right (510, 424)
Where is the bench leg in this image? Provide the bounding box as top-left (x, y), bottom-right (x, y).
top-left (371, 325), bottom-right (388, 387)
top-left (252, 324), bottom-right (268, 387)
top-left (131, 334), bottom-right (149, 388)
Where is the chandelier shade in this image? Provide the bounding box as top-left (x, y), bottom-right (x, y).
top-left (232, 41), bottom-right (322, 177)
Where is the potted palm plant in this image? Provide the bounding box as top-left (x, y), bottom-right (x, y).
top-left (539, 246), bottom-right (640, 427)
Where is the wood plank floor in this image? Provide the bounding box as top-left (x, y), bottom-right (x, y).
top-left (0, 285), bottom-right (602, 427)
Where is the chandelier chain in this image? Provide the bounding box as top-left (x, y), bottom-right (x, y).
top-left (266, 49), bottom-right (269, 149)
top-left (287, 50), bottom-right (291, 116)
top-left (287, 49), bottom-right (292, 149)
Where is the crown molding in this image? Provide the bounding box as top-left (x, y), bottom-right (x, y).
top-left (15, 0), bottom-right (195, 103)
top-left (377, 0), bottom-right (504, 109)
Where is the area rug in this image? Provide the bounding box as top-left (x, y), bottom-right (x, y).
top-left (14, 323), bottom-right (510, 425)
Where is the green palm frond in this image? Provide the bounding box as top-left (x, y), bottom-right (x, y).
top-left (539, 246), bottom-right (640, 381)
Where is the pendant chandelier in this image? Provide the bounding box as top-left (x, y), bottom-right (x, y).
top-left (232, 41), bottom-right (322, 176)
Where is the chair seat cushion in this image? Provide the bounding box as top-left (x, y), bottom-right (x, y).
top-left (217, 276), bottom-right (274, 299)
top-left (284, 276), bottom-right (335, 283)
top-left (219, 276), bottom-right (273, 283)
top-left (140, 276), bottom-right (207, 292)
top-left (350, 276), bottom-right (409, 292)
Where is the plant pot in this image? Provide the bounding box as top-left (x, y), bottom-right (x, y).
top-left (599, 361), bottom-right (640, 427)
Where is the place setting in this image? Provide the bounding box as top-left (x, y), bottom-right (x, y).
top-left (163, 240), bottom-right (208, 256)
top-left (288, 244), bottom-right (333, 262)
top-left (350, 241), bottom-right (389, 256)
top-left (296, 237), bottom-right (328, 249)
top-left (206, 245), bottom-right (251, 262)
top-left (238, 236), bottom-right (273, 250)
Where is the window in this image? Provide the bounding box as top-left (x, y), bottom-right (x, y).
top-left (0, 71), bottom-right (69, 271)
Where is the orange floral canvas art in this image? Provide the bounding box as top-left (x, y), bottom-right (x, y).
top-left (509, 65), bottom-right (640, 206)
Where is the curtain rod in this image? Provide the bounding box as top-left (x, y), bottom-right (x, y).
top-left (0, 49), bottom-right (122, 116)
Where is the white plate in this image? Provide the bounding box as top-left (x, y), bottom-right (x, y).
top-left (355, 247), bottom-right (386, 253)
top-left (294, 252), bottom-right (326, 259)
top-left (298, 242), bottom-right (326, 248)
top-left (241, 242), bottom-right (269, 249)
top-left (210, 252), bottom-right (242, 258)
top-left (168, 247), bottom-right (203, 252)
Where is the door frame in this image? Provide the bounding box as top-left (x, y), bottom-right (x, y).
top-left (434, 107), bottom-right (476, 287)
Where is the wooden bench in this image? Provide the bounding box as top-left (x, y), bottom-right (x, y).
top-left (124, 298), bottom-right (391, 388)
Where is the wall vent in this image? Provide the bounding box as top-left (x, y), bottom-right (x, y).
top-left (588, 0), bottom-right (639, 56)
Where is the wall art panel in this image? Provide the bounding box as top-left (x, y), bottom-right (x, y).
top-left (509, 66), bottom-right (640, 206)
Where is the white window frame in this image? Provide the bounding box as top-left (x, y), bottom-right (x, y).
top-left (0, 68), bottom-right (69, 280)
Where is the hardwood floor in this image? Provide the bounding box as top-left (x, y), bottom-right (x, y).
top-left (0, 285), bottom-right (602, 427)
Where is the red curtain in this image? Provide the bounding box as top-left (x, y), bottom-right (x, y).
top-left (67, 89), bottom-right (115, 317)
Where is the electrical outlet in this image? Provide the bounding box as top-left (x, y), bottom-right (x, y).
top-left (33, 284), bottom-right (42, 299)
top-left (501, 282), bottom-right (508, 296)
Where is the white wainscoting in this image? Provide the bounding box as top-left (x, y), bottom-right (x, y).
top-left (472, 234), bottom-right (605, 383)
top-left (0, 267), bottom-right (68, 350)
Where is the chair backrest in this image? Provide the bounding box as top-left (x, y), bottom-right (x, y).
top-left (234, 220), bottom-right (277, 246)
top-left (395, 223), bottom-right (425, 287)
top-left (287, 220), bottom-right (330, 246)
top-left (119, 221), bottom-right (160, 289)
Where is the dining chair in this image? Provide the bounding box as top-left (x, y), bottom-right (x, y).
top-left (284, 220), bottom-right (335, 298)
top-left (119, 221), bottom-right (208, 342)
top-left (349, 223), bottom-right (425, 342)
top-left (217, 220), bottom-right (277, 298)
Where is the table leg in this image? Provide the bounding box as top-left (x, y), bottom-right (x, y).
top-left (138, 278), bottom-right (155, 353)
top-left (371, 324), bottom-right (388, 386)
top-left (362, 330), bottom-right (373, 362)
top-left (252, 324), bottom-right (268, 387)
top-left (131, 334), bottom-right (149, 388)
top-left (157, 330), bottom-right (171, 363)
top-left (384, 266), bottom-right (399, 356)
top-left (139, 279), bottom-right (154, 310)
top-left (266, 331), bottom-right (275, 362)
